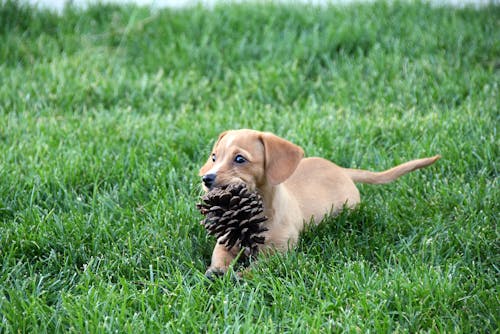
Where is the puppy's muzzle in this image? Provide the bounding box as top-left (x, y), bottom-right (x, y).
top-left (202, 173), bottom-right (216, 189)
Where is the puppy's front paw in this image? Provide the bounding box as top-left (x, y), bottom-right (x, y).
top-left (205, 267), bottom-right (227, 280)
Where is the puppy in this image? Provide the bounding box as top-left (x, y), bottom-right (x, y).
top-left (199, 129), bottom-right (440, 276)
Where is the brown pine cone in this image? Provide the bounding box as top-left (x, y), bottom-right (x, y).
top-left (196, 183), bottom-right (268, 257)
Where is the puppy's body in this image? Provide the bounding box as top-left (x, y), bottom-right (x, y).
top-left (199, 129), bottom-right (440, 275)
top-left (264, 158), bottom-right (360, 250)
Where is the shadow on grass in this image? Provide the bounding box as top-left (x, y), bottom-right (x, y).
top-left (296, 202), bottom-right (394, 265)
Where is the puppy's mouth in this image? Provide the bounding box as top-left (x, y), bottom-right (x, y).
top-left (204, 178), bottom-right (255, 193)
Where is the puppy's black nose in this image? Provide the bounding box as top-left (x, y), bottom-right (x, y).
top-left (202, 173), bottom-right (216, 188)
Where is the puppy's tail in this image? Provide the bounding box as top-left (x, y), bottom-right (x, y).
top-left (343, 155), bottom-right (441, 184)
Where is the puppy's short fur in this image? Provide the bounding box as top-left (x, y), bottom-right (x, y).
top-left (199, 129), bottom-right (440, 276)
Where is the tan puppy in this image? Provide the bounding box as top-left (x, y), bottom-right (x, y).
top-left (199, 129), bottom-right (440, 276)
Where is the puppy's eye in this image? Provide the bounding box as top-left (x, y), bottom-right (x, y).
top-left (234, 155), bottom-right (247, 164)
top-left (211, 154), bottom-right (216, 162)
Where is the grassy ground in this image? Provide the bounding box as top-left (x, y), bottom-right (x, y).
top-left (0, 0), bottom-right (498, 332)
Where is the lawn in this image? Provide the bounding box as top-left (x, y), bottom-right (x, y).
top-left (0, 0), bottom-right (498, 332)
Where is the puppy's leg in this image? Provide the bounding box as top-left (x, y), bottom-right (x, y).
top-left (205, 243), bottom-right (237, 278)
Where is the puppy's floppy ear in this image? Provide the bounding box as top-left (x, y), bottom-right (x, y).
top-left (199, 131), bottom-right (228, 176)
top-left (260, 132), bottom-right (304, 185)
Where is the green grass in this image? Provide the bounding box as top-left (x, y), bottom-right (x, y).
top-left (0, 0), bottom-right (498, 332)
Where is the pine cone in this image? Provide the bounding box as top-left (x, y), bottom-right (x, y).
top-left (196, 183), bottom-right (268, 257)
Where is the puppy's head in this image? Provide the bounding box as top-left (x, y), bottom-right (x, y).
top-left (199, 129), bottom-right (304, 191)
